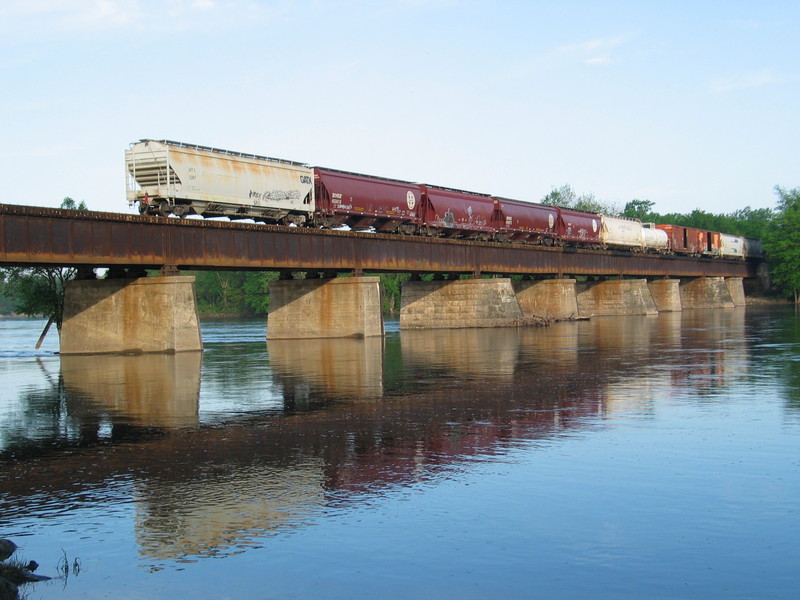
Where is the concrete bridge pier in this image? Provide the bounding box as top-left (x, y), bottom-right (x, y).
top-left (726, 277), bottom-right (746, 306)
top-left (61, 276), bottom-right (203, 355)
top-left (575, 279), bottom-right (658, 318)
top-left (400, 278), bottom-right (524, 329)
top-left (680, 277), bottom-right (735, 309)
top-left (267, 276), bottom-right (384, 339)
top-left (513, 279), bottom-right (579, 320)
top-left (648, 279), bottom-right (682, 312)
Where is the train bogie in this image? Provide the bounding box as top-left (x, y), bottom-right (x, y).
top-left (492, 198), bottom-right (559, 244)
top-left (126, 140), bottom-right (314, 223)
top-left (314, 168), bottom-right (421, 232)
top-left (420, 186), bottom-right (496, 239)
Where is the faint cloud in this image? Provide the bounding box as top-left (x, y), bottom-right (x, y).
top-left (0, 0), bottom-right (289, 35)
top-left (61, 0), bottom-right (143, 30)
top-left (710, 69), bottom-right (783, 93)
top-left (0, 0), bottom-right (145, 31)
top-left (552, 35), bottom-right (627, 68)
top-left (585, 53), bottom-right (611, 66)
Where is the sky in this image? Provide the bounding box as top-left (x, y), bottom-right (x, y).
top-left (1, 0), bottom-right (798, 217)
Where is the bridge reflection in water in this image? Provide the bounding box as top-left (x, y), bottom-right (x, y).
top-left (60, 353), bottom-right (202, 428)
top-left (0, 310), bottom-right (750, 564)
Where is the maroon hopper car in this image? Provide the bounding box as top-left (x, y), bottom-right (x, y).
top-left (492, 198), bottom-right (559, 244)
top-left (314, 168), bottom-right (421, 233)
top-left (556, 208), bottom-right (602, 245)
top-left (420, 185), bottom-right (496, 238)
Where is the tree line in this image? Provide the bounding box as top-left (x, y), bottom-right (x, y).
top-left (2, 187), bottom-right (800, 340)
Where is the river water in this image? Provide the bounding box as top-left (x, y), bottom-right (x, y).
top-left (1, 308), bottom-right (799, 599)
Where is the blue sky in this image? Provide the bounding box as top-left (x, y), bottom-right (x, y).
top-left (1, 0), bottom-right (798, 216)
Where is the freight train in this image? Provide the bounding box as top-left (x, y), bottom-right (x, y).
top-left (126, 139), bottom-right (763, 260)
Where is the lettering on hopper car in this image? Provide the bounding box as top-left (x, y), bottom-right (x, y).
top-left (249, 189), bottom-right (303, 202)
top-left (299, 175), bottom-right (312, 185)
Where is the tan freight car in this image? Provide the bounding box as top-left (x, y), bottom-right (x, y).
top-left (126, 139), bottom-right (315, 223)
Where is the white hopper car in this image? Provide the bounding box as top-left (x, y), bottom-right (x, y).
top-left (126, 139), bottom-right (315, 223)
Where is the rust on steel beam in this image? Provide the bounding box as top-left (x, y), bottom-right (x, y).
top-left (0, 203), bottom-right (758, 278)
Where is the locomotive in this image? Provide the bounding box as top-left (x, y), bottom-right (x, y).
top-left (126, 139), bottom-right (762, 260)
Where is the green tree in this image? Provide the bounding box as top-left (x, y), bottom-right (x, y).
top-left (60, 197), bottom-right (87, 210)
top-left (191, 270), bottom-right (277, 315)
top-left (379, 273), bottom-right (409, 315)
top-left (541, 184), bottom-right (578, 207)
top-left (728, 206), bottom-right (774, 240)
top-left (763, 186), bottom-right (800, 302)
top-left (622, 199), bottom-right (656, 222)
top-left (541, 184), bottom-right (620, 215)
top-left (243, 271), bottom-right (279, 314)
top-left (1, 197), bottom-right (89, 344)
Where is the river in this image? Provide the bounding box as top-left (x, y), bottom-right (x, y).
top-left (1, 308), bottom-right (799, 599)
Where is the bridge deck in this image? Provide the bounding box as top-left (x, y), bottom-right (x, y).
top-left (0, 204), bottom-right (757, 277)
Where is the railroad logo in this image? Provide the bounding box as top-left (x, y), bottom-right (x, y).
top-left (406, 191), bottom-right (416, 210)
top-left (548, 213), bottom-right (555, 229)
top-left (592, 219), bottom-right (598, 233)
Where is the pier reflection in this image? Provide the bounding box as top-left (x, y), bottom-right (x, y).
top-left (400, 327), bottom-right (521, 379)
top-left (0, 311), bottom-right (764, 564)
top-left (60, 352), bottom-right (202, 428)
top-left (267, 336), bottom-right (384, 401)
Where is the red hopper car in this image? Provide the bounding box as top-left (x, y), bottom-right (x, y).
top-left (314, 167), bottom-right (421, 233)
top-left (419, 185), bottom-right (496, 239)
top-left (492, 198), bottom-right (559, 244)
top-left (556, 208), bottom-right (602, 246)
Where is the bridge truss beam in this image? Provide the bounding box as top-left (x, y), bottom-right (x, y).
top-left (0, 204), bottom-right (758, 278)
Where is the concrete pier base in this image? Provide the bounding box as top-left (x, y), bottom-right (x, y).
top-left (648, 279), bottom-right (682, 312)
top-left (725, 277), bottom-right (746, 306)
top-left (576, 279), bottom-right (658, 317)
top-left (513, 279), bottom-right (579, 320)
top-left (680, 277), bottom-right (735, 309)
top-left (267, 277), bottom-right (383, 339)
top-left (61, 276), bottom-right (202, 355)
top-left (400, 278), bottom-right (523, 329)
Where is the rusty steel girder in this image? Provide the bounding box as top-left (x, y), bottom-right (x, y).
top-left (0, 203), bottom-right (758, 278)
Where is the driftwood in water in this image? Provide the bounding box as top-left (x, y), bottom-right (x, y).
top-left (35, 316), bottom-right (54, 350)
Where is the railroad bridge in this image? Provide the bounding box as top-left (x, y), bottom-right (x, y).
top-left (0, 204), bottom-right (762, 354)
